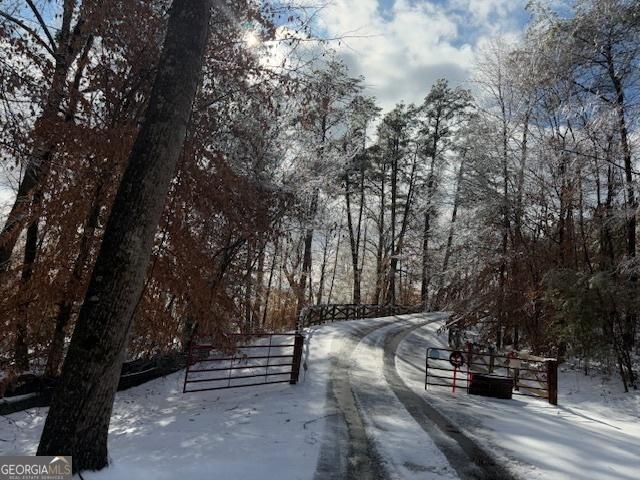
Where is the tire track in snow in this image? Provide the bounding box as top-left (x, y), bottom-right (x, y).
top-left (313, 319), bottom-right (396, 480)
top-left (348, 317), bottom-right (458, 480)
top-left (383, 321), bottom-right (518, 480)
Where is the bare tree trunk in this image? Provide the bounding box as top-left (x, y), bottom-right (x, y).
top-left (37, 1), bottom-right (211, 471)
top-left (359, 219), bottom-right (369, 302)
top-left (262, 238), bottom-right (279, 327)
top-left (374, 163), bottom-right (386, 304)
top-left (244, 244), bottom-right (253, 332)
top-left (345, 174), bottom-right (361, 303)
top-left (327, 224), bottom-right (342, 305)
top-left (387, 141), bottom-right (399, 304)
top-left (434, 157), bottom-right (465, 308)
top-left (497, 104), bottom-right (510, 350)
top-left (421, 211), bottom-right (430, 308)
top-left (607, 52), bottom-right (637, 378)
top-left (13, 209), bottom-right (39, 370)
top-left (514, 107), bottom-right (529, 245)
top-left (254, 240), bottom-right (265, 324)
top-left (391, 146), bottom-right (417, 304)
top-left (421, 152), bottom-right (437, 309)
top-left (296, 189), bottom-right (318, 315)
top-left (577, 171), bottom-right (593, 273)
top-left (316, 227), bottom-right (332, 305)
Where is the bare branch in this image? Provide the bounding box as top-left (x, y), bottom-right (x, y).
top-left (0, 9), bottom-right (55, 58)
top-left (25, 0), bottom-right (57, 52)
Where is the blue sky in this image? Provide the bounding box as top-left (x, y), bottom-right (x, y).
top-left (15, 0), bottom-right (531, 115)
top-left (313, 0), bottom-right (531, 111)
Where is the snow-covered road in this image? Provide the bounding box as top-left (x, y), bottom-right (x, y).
top-left (313, 315), bottom-right (463, 480)
top-left (396, 320), bottom-right (640, 480)
top-left (1, 313), bottom-right (638, 480)
top-left (314, 315), bottom-right (510, 480)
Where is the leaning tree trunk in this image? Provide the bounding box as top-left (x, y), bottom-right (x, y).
top-left (37, 0), bottom-right (211, 472)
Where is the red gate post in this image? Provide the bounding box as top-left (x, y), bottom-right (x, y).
top-left (452, 366), bottom-right (458, 393)
top-left (547, 359), bottom-right (558, 405)
top-left (290, 334), bottom-right (305, 384)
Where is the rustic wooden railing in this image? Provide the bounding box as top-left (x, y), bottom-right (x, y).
top-left (297, 303), bottom-right (423, 331)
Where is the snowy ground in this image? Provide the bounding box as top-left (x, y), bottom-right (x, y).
top-left (0, 313), bottom-right (638, 479)
top-left (0, 322), bottom-right (345, 480)
top-left (397, 321), bottom-right (640, 480)
top-left (337, 317), bottom-right (457, 479)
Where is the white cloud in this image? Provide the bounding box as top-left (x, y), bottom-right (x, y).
top-left (313, 0), bottom-right (527, 112)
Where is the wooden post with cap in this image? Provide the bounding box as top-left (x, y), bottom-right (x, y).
top-left (290, 334), bottom-right (305, 384)
top-left (547, 359), bottom-right (558, 405)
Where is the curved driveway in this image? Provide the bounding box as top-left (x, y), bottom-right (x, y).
top-left (313, 314), bottom-right (517, 480)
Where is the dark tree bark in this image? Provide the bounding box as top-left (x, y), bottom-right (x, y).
top-left (496, 97), bottom-right (510, 350)
top-left (326, 224), bottom-right (342, 304)
top-left (296, 189), bottom-right (318, 315)
top-left (37, 0), bottom-right (212, 471)
top-left (244, 244), bottom-right (253, 332)
top-left (607, 49), bottom-right (637, 372)
top-left (13, 210), bottom-right (38, 370)
top-left (254, 240), bottom-right (265, 324)
top-left (345, 173), bottom-right (361, 304)
top-left (434, 156), bottom-right (465, 309)
top-left (374, 160), bottom-right (387, 304)
top-left (386, 138), bottom-right (399, 304)
top-left (421, 141), bottom-right (438, 309)
top-left (316, 226), bottom-right (332, 305)
top-left (262, 238), bottom-right (279, 327)
top-left (344, 147), bottom-right (367, 305)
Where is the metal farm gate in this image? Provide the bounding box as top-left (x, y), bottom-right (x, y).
top-left (425, 345), bottom-right (558, 405)
top-left (183, 333), bottom-right (304, 393)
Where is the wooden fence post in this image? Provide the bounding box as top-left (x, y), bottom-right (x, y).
top-left (182, 339), bottom-right (194, 393)
top-left (546, 360), bottom-right (558, 405)
top-left (290, 334), bottom-right (305, 384)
